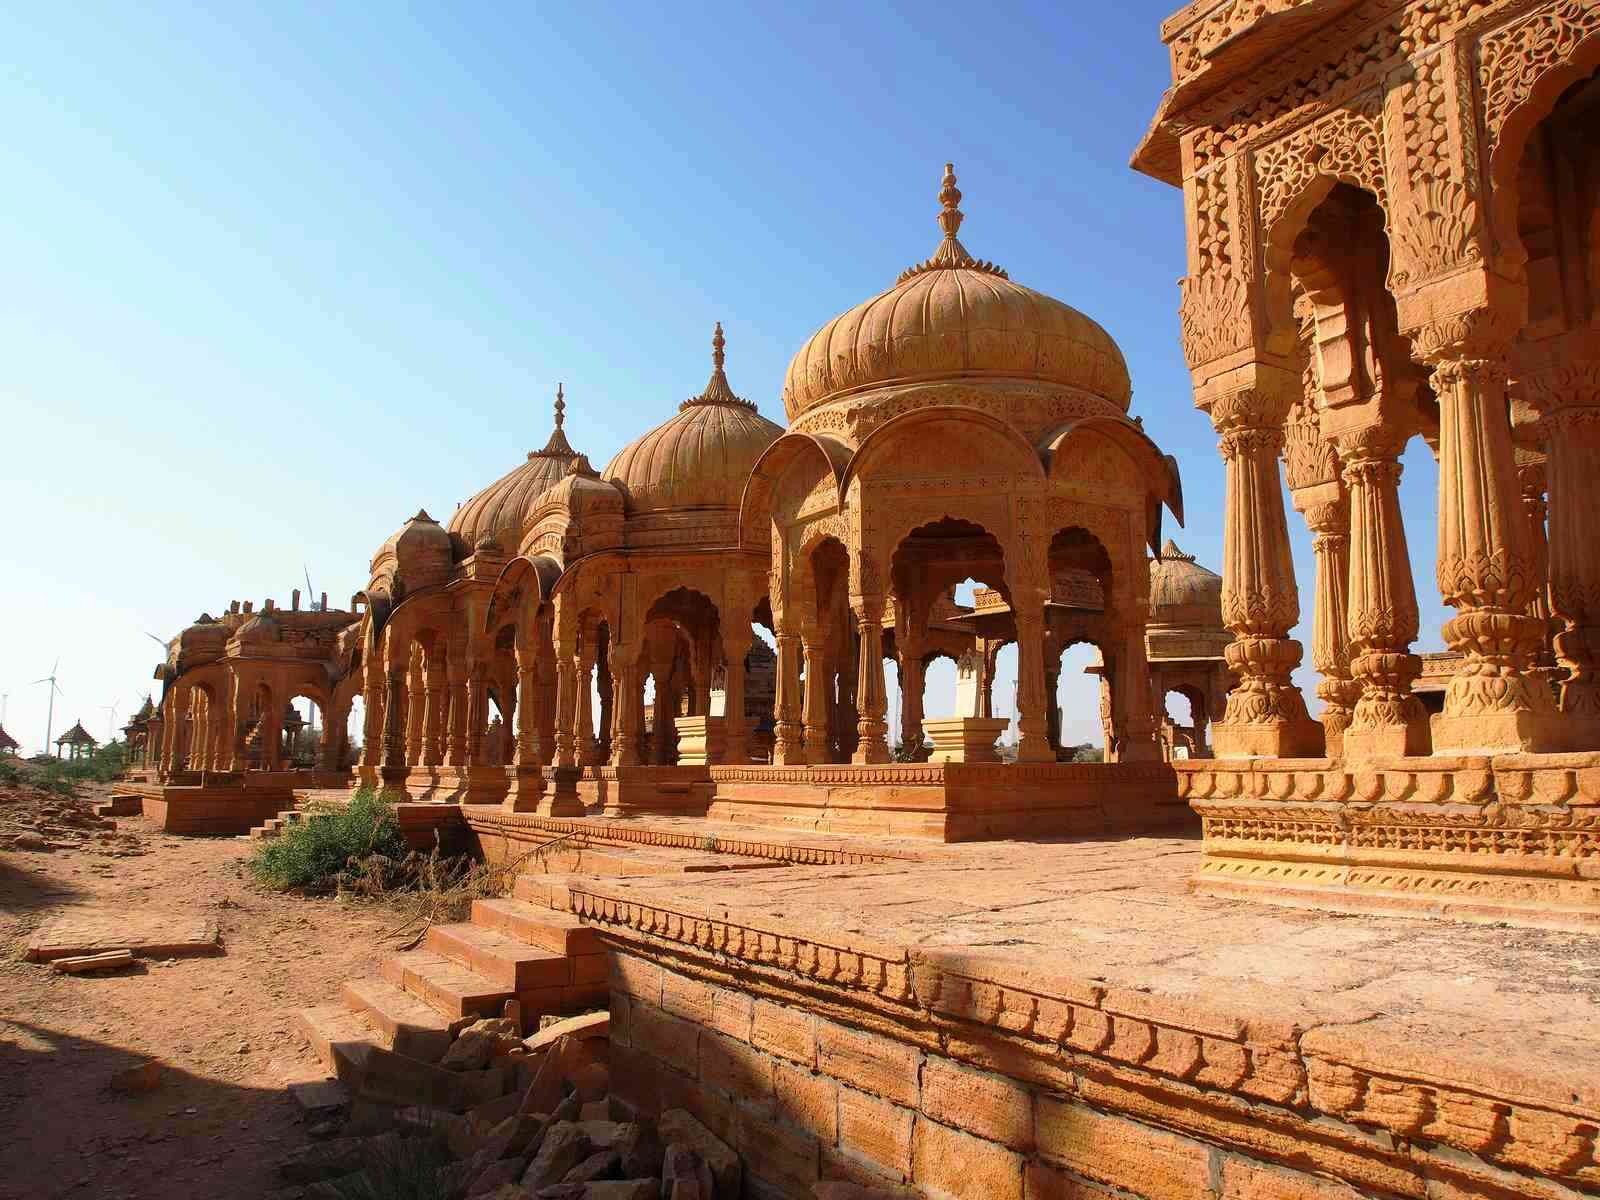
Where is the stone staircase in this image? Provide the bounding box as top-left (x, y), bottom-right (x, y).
top-left (294, 873), bottom-right (606, 1090)
top-left (248, 807), bottom-right (306, 841)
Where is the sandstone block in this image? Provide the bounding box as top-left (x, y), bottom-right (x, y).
top-left (633, 1005), bottom-right (699, 1077)
top-left (817, 1021), bottom-right (919, 1106)
top-left (1034, 1097), bottom-right (1215, 1200)
top-left (664, 1143), bottom-right (715, 1199)
top-left (837, 1087), bottom-right (914, 1178)
top-left (911, 1117), bottom-right (1023, 1200)
top-left (523, 1122), bottom-right (592, 1192)
top-left (773, 1060), bottom-right (839, 1143)
top-left (277, 1132), bottom-right (401, 1184)
top-left (582, 1180), bottom-right (662, 1199)
top-left (468, 1156), bottom-right (528, 1196)
top-left (659, 1109), bottom-right (739, 1198)
top-left (699, 1029), bottom-right (772, 1099)
top-left (563, 1149), bottom-right (620, 1184)
top-left (918, 1057), bottom-right (1032, 1151)
top-left (752, 1000), bottom-right (817, 1068)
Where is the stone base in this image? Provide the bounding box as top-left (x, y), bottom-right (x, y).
top-left (1553, 713), bottom-right (1600, 753)
top-left (673, 717), bottom-right (724, 767)
top-left (402, 765), bottom-right (509, 805)
top-left (504, 768), bottom-right (547, 813)
top-left (705, 762), bottom-right (1191, 841)
top-left (1177, 751), bottom-right (1600, 930)
top-left (921, 717), bottom-right (1009, 763)
top-left (1211, 718), bottom-right (1325, 759)
top-left (560, 847), bottom-right (1600, 1200)
top-left (539, 766), bottom-right (587, 817)
top-left (132, 781), bottom-right (295, 835)
top-left (1343, 715), bottom-right (1430, 760)
top-left (1431, 707), bottom-right (1562, 754)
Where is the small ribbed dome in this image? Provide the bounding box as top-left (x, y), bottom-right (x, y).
top-left (1149, 539), bottom-right (1223, 627)
top-left (604, 325), bottom-right (783, 516)
top-left (448, 387), bottom-right (581, 558)
top-left (782, 165), bottom-right (1131, 420)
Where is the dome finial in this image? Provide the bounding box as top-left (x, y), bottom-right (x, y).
top-left (554, 382), bottom-right (565, 430)
top-left (682, 321), bottom-right (756, 412)
top-left (938, 162), bottom-right (963, 242)
top-left (895, 162), bottom-right (1007, 284)
top-left (712, 322), bottom-right (725, 372)
top-left (531, 382), bottom-right (578, 458)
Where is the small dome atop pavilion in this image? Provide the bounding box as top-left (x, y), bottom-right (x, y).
top-left (1149, 539), bottom-right (1223, 628)
top-left (604, 324), bottom-right (783, 517)
top-left (781, 165), bottom-right (1132, 421)
top-left (448, 387), bottom-right (583, 559)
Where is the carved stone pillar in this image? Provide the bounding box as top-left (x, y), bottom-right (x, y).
top-left (1044, 659), bottom-right (1062, 755)
top-left (404, 644), bottom-right (425, 767)
top-left (1339, 427), bottom-right (1428, 759)
top-left (1301, 489), bottom-right (1359, 759)
top-left (801, 636), bottom-right (830, 764)
top-left (225, 672), bottom-right (246, 772)
top-left (612, 659), bottom-right (644, 767)
top-left (421, 654), bottom-right (446, 768)
top-left (553, 654), bottom-right (578, 770)
top-left (1014, 593), bottom-right (1054, 763)
top-left (463, 664), bottom-right (489, 769)
top-left (719, 638), bottom-right (748, 766)
top-left (379, 649), bottom-right (408, 782)
top-left (773, 632), bottom-right (805, 765)
top-left (575, 648), bottom-right (597, 767)
top-left (851, 598), bottom-right (890, 764)
top-left (358, 664), bottom-right (383, 776)
top-left (1529, 364), bottom-right (1600, 748)
top-left (443, 659), bottom-right (468, 768)
top-left (1420, 325), bottom-right (1557, 752)
top-left (595, 638), bottom-right (614, 763)
top-left (978, 641), bottom-right (996, 720)
top-left (507, 633), bottom-right (545, 812)
top-left (1206, 377), bottom-right (1323, 758)
top-left (900, 650), bottom-right (926, 760)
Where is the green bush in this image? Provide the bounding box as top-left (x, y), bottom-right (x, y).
top-left (248, 786), bottom-right (408, 892)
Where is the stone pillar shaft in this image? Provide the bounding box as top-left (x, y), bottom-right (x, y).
top-left (1542, 383), bottom-right (1600, 746)
top-left (720, 641), bottom-right (748, 766)
top-left (773, 633), bottom-right (804, 765)
top-left (852, 602), bottom-right (890, 765)
top-left (1209, 380), bottom-right (1321, 757)
top-left (1340, 431), bottom-right (1428, 759)
top-left (1425, 344), bottom-right (1555, 751)
top-left (900, 652), bottom-right (926, 760)
top-left (801, 639), bottom-right (830, 764)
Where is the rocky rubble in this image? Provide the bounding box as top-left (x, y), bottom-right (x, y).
top-left (0, 774), bottom-right (144, 856)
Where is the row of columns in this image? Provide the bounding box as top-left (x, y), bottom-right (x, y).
top-left (1211, 322), bottom-right (1598, 759)
top-left (157, 674), bottom-right (348, 776)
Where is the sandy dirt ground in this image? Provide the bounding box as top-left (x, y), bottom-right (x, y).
top-left (0, 776), bottom-right (401, 1200)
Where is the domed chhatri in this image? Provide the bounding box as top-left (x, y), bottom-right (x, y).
top-left (1149, 538), bottom-right (1223, 630)
top-left (604, 323), bottom-right (783, 516)
top-left (447, 386), bottom-right (582, 559)
top-left (781, 164), bottom-right (1131, 421)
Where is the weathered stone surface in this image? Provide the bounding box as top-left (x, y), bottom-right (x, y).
top-left (582, 1183), bottom-right (661, 1200)
top-left (659, 1110), bottom-right (737, 1198)
top-left (562, 1149), bottom-right (619, 1184)
top-left (467, 1156), bottom-right (528, 1196)
top-left (108, 1060), bottom-right (163, 1094)
top-left (522, 1122), bottom-right (591, 1192)
top-left (663, 1144), bottom-right (714, 1200)
top-left (26, 909), bottom-right (218, 961)
top-left (289, 1079), bottom-right (351, 1114)
top-left (614, 1122), bottom-right (664, 1179)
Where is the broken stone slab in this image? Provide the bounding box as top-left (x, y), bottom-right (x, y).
top-left (613, 1123), bottom-right (664, 1180)
top-left (658, 1111), bottom-right (738, 1198)
top-left (663, 1144), bottom-right (714, 1200)
top-left (812, 1183), bottom-right (923, 1199)
top-left (523, 1011), bottom-right (608, 1055)
top-left (26, 908), bottom-right (220, 962)
top-left (277, 1132), bottom-right (402, 1183)
top-left (583, 1183), bottom-right (661, 1200)
top-left (289, 1079), bottom-right (351, 1115)
top-left (570, 1061), bottom-right (608, 1102)
top-left (108, 1060), bottom-right (162, 1094)
top-left (465, 1155), bottom-right (527, 1196)
top-left (563, 1149), bottom-right (620, 1185)
top-left (53, 949), bottom-right (134, 974)
top-left (522, 1122), bottom-right (591, 1192)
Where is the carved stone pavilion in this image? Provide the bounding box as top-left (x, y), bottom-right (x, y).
top-left (1134, 0), bottom-right (1600, 927)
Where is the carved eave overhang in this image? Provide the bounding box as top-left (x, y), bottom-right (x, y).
top-left (1131, 0), bottom-right (1368, 185)
top-left (1037, 415), bottom-right (1186, 551)
top-left (484, 553), bottom-right (563, 633)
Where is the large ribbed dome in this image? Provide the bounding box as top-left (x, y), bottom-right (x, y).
top-left (782, 165), bottom-right (1131, 420)
top-left (604, 325), bottom-right (783, 515)
top-left (448, 388), bottom-right (581, 557)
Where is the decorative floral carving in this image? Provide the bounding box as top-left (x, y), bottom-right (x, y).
top-left (1479, 0), bottom-right (1600, 166)
top-left (1255, 95), bottom-right (1387, 236)
top-left (1389, 177), bottom-right (1480, 287)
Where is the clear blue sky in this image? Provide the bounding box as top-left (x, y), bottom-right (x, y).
top-left (0, 1), bottom-right (1451, 755)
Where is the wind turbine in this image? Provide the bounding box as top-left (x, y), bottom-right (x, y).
top-left (101, 702), bottom-right (120, 745)
top-left (32, 659), bottom-right (63, 757)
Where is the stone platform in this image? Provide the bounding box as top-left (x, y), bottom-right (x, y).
top-left (540, 831), bottom-right (1600, 1199)
top-left (130, 780), bottom-right (295, 835)
top-left (520, 760), bottom-right (1194, 842)
top-left (1177, 752), bottom-right (1600, 931)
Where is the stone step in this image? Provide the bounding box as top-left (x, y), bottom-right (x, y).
top-left (482, 895), bottom-right (605, 956)
top-left (425, 922), bottom-right (573, 991)
top-left (339, 976), bottom-right (455, 1063)
top-left (293, 1003), bottom-right (382, 1076)
top-left (381, 950), bottom-right (509, 1021)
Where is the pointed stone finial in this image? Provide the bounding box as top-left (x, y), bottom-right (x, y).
top-left (682, 321), bottom-right (756, 412)
top-left (938, 162), bottom-right (963, 242)
top-left (533, 383), bottom-right (578, 458)
top-left (897, 161), bottom-right (1007, 284)
top-left (554, 382), bottom-right (565, 430)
